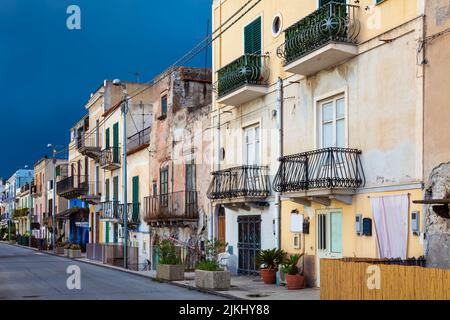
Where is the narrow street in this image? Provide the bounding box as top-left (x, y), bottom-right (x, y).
top-left (0, 243), bottom-right (225, 300)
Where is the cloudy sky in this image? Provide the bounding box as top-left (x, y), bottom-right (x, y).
top-left (0, 0), bottom-right (211, 178)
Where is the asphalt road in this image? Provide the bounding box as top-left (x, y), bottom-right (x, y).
top-left (0, 243), bottom-right (225, 300)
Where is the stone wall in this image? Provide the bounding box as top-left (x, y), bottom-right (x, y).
top-left (424, 162), bottom-right (450, 268)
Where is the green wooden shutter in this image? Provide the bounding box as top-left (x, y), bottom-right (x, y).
top-left (132, 176), bottom-right (139, 222)
top-left (105, 128), bottom-right (110, 149)
top-left (113, 176), bottom-right (119, 201)
top-left (112, 122), bottom-right (119, 163)
top-left (105, 179), bottom-right (110, 201)
top-left (244, 17), bottom-right (262, 55)
top-left (105, 222), bottom-right (110, 243)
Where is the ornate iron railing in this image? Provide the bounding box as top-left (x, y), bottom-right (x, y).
top-left (101, 201), bottom-right (122, 220)
top-left (273, 147), bottom-right (365, 192)
top-left (99, 146), bottom-right (121, 167)
top-left (127, 126), bottom-right (151, 153)
top-left (121, 203), bottom-right (141, 225)
top-left (216, 54), bottom-right (269, 98)
top-left (56, 175), bottom-right (89, 197)
top-left (277, 2), bottom-right (360, 66)
top-left (101, 201), bottom-right (140, 225)
top-left (207, 166), bottom-right (270, 200)
top-left (77, 132), bottom-right (101, 151)
top-left (144, 191), bottom-right (198, 221)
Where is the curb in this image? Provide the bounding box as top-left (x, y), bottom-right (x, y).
top-left (2, 242), bottom-right (243, 300)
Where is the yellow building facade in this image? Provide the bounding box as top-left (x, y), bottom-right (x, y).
top-left (212, 0), bottom-right (426, 284)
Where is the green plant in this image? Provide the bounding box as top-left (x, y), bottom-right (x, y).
top-left (196, 260), bottom-right (223, 272)
top-left (280, 253), bottom-right (304, 275)
top-left (204, 239), bottom-right (228, 261)
top-left (69, 244), bottom-right (81, 250)
top-left (158, 240), bottom-right (182, 265)
top-left (256, 248), bottom-right (286, 270)
top-left (64, 242), bottom-right (72, 249)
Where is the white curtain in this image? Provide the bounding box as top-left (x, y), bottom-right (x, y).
top-left (370, 194), bottom-right (409, 259)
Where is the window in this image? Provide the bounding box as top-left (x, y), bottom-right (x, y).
top-left (160, 167), bottom-right (169, 207)
top-left (319, 96), bottom-right (345, 148)
top-left (271, 14), bottom-right (282, 37)
top-left (319, 0), bottom-right (346, 7)
top-left (244, 125), bottom-right (260, 165)
top-left (186, 163), bottom-right (196, 191)
top-left (105, 179), bottom-right (110, 201)
top-left (244, 17), bottom-right (262, 54)
top-left (160, 95), bottom-right (168, 119)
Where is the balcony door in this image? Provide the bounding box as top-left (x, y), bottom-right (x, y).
top-left (316, 210), bottom-right (343, 286)
top-left (160, 167), bottom-right (169, 208)
top-left (319, 96), bottom-right (345, 149)
top-left (244, 125), bottom-right (260, 166)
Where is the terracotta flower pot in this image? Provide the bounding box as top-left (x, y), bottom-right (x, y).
top-left (260, 268), bottom-right (277, 284)
top-left (285, 274), bottom-right (305, 290)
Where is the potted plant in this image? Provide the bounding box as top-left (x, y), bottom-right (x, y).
top-left (195, 239), bottom-right (230, 291)
top-left (280, 254), bottom-right (305, 290)
top-left (68, 243), bottom-right (82, 258)
top-left (55, 241), bottom-right (65, 255)
top-left (256, 248), bottom-right (286, 284)
top-left (63, 242), bottom-right (71, 257)
top-left (156, 239), bottom-right (184, 281)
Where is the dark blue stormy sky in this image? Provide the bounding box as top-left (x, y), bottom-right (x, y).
top-left (0, 0), bottom-right (211, 179)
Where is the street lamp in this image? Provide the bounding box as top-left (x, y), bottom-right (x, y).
top-left (112, 79), bottom-right (129, 269)
top-left (47, 144), bottom-right (64, 251)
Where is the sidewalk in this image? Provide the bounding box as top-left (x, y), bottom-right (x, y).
top-left (1, 242), bottom-right (320, 300)
top-left (75, 257), bottom-right (320, 300)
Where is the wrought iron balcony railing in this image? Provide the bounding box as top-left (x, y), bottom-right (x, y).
top-left (56, 175), bottom-right (89, 199)
top-left (101, 201), bottom-right (141, 225)
top-left (144, 191), bottom-right (198, 222)
top-left (207, 166), bottom-right (270, 200)
top-left (216, 54), bottom-right (269, 98)
top-left (276, 2), bottom-right (360, 66)
top-left (101, 201), bottom-right (121, 220)
top-left (100, 146), bottom-right (121, 170)
top-left (273, 147), bottom-right (365, 193)
top-left (31, 184), bottom-right (42, 196)
top-left (77, 133), bottom-right (102, 159)
top-left (127, 126), bottom-right (151, 153)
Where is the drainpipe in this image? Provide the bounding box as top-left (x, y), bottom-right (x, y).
top-left (275, 77), bottom-right (283, 249)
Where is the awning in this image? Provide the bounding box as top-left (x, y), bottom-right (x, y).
top-left (56, 207), bottom-right (89, 221)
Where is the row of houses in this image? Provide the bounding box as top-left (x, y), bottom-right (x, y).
top-left (2, 0), bottom-right (450, 286)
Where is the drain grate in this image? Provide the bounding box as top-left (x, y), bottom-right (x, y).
top-left (246, 293), bottom-right (270, 298)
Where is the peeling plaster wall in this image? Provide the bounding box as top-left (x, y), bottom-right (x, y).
top-left (424, 163), bottom-right (450, 268)
top-left (148, 68), bottom-right (212, 259)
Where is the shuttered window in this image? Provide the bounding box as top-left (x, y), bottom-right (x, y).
top-left (244, 17), bottom-right (262, 55)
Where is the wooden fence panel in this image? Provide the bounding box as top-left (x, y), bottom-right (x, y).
top-left (321, 259), bottom-right (450, 300)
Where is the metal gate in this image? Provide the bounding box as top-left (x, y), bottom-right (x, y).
top-left (237, 215), bottom-right (261, 275)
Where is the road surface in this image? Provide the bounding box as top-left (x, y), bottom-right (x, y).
top-left (0, 243), bottom-right (226, 300)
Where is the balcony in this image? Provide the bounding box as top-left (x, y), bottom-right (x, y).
top-left (207, 166), bottom-right (270, 209)
top-left (277, 2), bottom-right (360, 76)
top-left (31, 184), bottom-right (42, 198)
top-left (79, 181), bottom-right (102, 204)
top-left (100, 201), bottom-right (121, 221)
top-left (99, 147), bottom-right (121, 171)
top-left (216, 54), bottom-right (269, 106)
top-left (144, 191), bottom-right (198, 226)
top-left (100, 201), bottom-right (141, 225)
top-left (273, 147), bottom-right (365, 205)
top-left (56, 175), bottom-right (89, 199)
top-left (127, 126), bottom-right (151, 155)
top-left (77, 133), bottom-right (102, 160)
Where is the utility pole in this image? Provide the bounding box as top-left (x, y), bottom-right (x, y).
top-left (28, 181), bottom-right (32, 247)
top-left (122, 90), bottom-right (129, 269)
top-left (52, 150), bottom-right (57, 250)
top-left (275, 77), bottom-right (283, 249)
